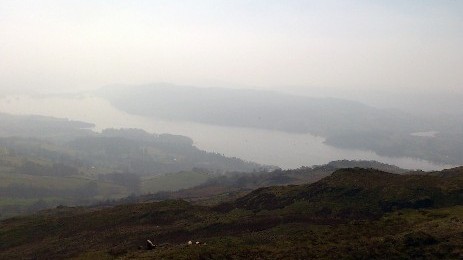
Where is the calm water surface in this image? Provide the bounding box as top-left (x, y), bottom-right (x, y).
top-left (0, 94), bottom-right (453, 171)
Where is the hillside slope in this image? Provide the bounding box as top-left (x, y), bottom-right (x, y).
top-left (227, 167), bottom-right (463, 216)
top-left (1, 167), bottom-right (463, 259)
top-left (124, 160), bottom-right (408, 206)
top-left (0, 114), bottom-right (270, 219)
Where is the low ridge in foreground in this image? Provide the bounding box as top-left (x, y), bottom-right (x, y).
top-left (1, 167), bottom-right (463, 259)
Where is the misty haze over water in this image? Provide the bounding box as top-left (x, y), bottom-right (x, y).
top-left (0, 93), bottom-right (451, 171)
top-left (2, 1), bottom-right (463, 258)
top-left (1, 1), bottom-right (462, 171)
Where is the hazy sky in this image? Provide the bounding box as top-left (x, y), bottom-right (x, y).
top-left (1, 1), bottom-right (462, 100)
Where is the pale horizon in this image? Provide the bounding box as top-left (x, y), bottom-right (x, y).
top-left (1, 1), bottom-right (462, 102)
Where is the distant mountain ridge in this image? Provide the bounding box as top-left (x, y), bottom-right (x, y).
top-left (97, 83), bottom-right (463, 165)
top-left (98, 83), bottom-right (419, 135)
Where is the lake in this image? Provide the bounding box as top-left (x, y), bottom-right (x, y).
top-left (0, 94), bottom-right (453, 171)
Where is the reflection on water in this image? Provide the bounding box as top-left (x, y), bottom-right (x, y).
top-left (0, 94), bottom-right (454, 171)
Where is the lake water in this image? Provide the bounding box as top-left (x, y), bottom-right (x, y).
top-left (0, 94), bottom-right (453, 171)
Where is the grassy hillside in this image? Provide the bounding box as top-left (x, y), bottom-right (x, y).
top-left (226, 167), bottom-right (463, 216)
top-left (140, 171), bottom-right (212, 194)
top-left (1, 167), bottom-right (463, 259)
top-left (0, 115), bottom-right (272, 219)
top-left (129, 160), bottom-right (409, 206)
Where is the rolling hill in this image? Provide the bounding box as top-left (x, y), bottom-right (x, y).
top-left (1, 167), bottom-right (463, 259)
top-left (0, 114), bottom-right (271, 219)
top-left (98, 84), bottom-right (463, 165)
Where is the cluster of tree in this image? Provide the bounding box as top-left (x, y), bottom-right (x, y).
top-left (67, 133), bottom-right (269, 174)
